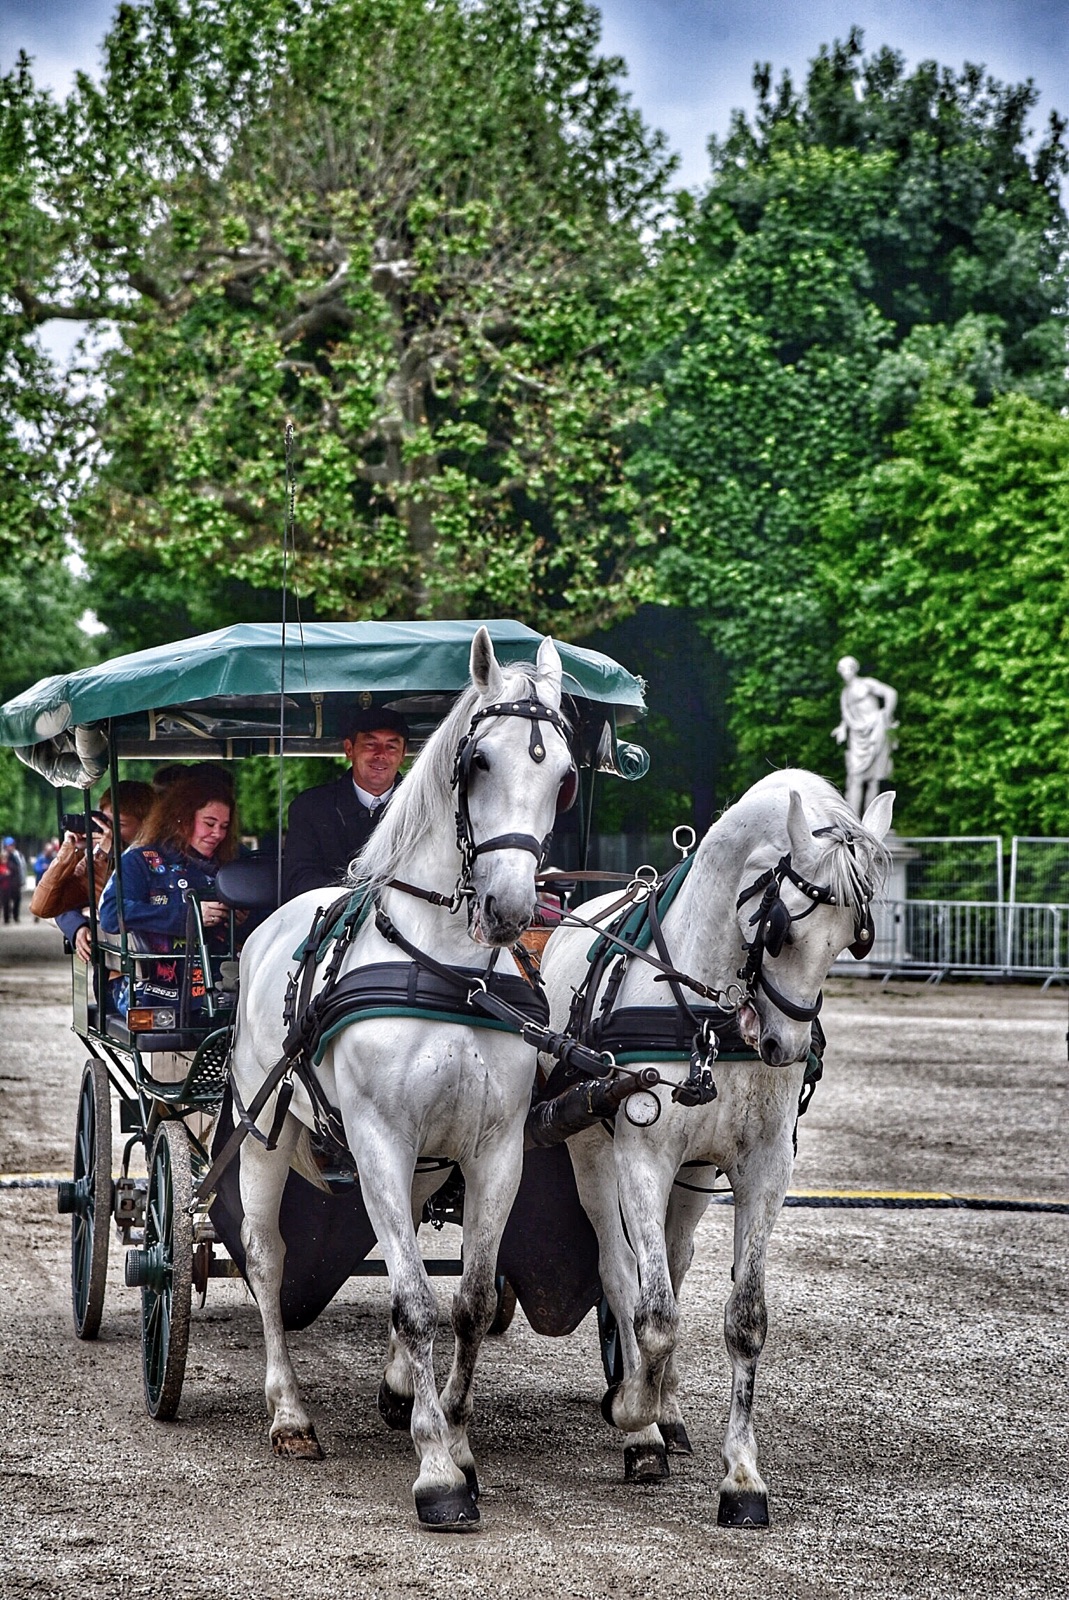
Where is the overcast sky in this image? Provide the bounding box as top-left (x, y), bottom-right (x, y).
top-left (1, 0), bottom-right (1066, 188)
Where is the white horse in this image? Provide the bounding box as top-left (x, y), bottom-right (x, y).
top-left (229, 628), bottom-right (574, 1530)
top-left (539, 769), bottom-right (893, 1525)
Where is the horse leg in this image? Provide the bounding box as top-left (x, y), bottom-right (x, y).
top-left (717, 1148), bottom-right (793, 1528)
top-left (571, 1132), bottom-right (672, 1482)
top-left (656, 1180), bottom-right (713, 1456)
top-left (376, 1171), bottom-right (452, 1433)
top-left (355, 1132), bottom-right (478, 1531)
top-left (436, 1143), bottom-right (523, 1500)
top-left (239, 1118), bottom-right (323, 1458)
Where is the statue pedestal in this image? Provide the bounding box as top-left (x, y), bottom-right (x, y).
top-left (867, 831), bottom-right (916, 967)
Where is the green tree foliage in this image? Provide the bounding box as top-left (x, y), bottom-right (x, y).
top-left (6, 0), bottom-right (673, 646)
top-left (0, 57), bottom-right (97, 834)
top-left (638, 30), bottom-right (1069, 807)
top-left (0, 56), bottom-right (94, 698)
top-left (819, 387), bottom-right (1069, 835)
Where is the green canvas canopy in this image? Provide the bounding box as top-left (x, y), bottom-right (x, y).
top-left (0, 620), bottom-right (648, 788)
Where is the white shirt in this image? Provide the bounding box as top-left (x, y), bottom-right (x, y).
top-left (354, 781), bottom-right (395, 812)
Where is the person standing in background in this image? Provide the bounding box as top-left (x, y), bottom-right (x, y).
top-left (1, 836), bottom-right (26, 922)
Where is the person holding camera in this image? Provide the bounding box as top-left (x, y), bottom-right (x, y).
top-left (29, 781), bottom-right (154, 959)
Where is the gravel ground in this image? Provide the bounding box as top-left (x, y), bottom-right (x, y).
top-left (1, 917), bottom-right (1066, 1599)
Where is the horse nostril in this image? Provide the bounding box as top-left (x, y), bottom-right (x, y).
top-left (760, 1036), bottom-right (780, 1065)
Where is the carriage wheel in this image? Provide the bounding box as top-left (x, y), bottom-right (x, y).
top-left (126, 1120), bottom-right (193, 1420)
top-left (58, 1058), bottom-right (113, 1340)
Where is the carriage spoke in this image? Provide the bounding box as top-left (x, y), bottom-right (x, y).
top-left (137, 1122), bottom-right (192, 1421)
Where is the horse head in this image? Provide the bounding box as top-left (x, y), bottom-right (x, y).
top-left (735, 777), bottom-right (894, 1066)
top-left (460, 626), bottom-right (575, 946)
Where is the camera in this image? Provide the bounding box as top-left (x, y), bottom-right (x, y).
top-left (61, 809), bottom-right (110, 836)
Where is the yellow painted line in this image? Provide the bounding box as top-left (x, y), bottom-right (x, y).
top-left (786, 1186), bottom-right (1065, 1206)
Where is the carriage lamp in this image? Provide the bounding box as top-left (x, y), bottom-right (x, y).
top-left (127, 1007), bottom-right (177, 1031)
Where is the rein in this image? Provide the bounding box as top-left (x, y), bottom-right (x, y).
top-left (372, 905), bottom-right (612, 1080)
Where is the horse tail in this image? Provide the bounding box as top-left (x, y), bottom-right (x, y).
top-left (289, 1126), bottom-right (332, 1194)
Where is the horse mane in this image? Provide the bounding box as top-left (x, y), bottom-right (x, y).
top-left (348, 659), bottom-right (549, 898)
top-left (792, 775), bottom-right (893, 914)
top-left (735, 770), bottom-right (892, 918)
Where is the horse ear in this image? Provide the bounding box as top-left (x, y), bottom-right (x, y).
top-left (785, 788), bottom-right (810, 862)
top-left (535, 636), bottom-right (563, 712)
top-left (861, 789), bottom-right (895, 842)
top-left (470, 625), bottom-right (505, 702)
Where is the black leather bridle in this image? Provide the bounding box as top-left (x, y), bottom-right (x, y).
top-left (735, 850), bottom-right (875, 1023)
top-left (451, 691), bottom-right (577, 885)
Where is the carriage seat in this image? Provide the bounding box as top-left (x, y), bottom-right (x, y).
top-left (215, 854), bottom-right (280, 913)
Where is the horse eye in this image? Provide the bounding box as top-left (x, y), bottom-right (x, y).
top-left (472, 751), bottom-right (490, 773)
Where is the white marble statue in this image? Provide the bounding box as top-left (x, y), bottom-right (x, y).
top-left (832, 656), bottom-right (898, 815)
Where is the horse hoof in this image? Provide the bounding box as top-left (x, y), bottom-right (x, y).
top-left (377, 1378), bottom-right (414, 1431)
top-left (415, 1483), bottom-right (481, 1532)
top-left (658, 1420), bottom-right (694, 1455)
top-left (717, 1489), bottom-right (769, 1528)
top-left (271, 1425), bottom-right (323, 1460)
top-left (600, 1382), bottom-right (621, 1426)
top-left (624, 1441), bottom-right (669, 1482)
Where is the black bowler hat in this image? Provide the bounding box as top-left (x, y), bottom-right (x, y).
top-left (344, 707), bottom-right (410, 742)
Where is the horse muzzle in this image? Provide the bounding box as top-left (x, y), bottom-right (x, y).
top-left (738, 999), bottom-right (811, 1067)
top-left (470, 889), bottom-right (534, 948)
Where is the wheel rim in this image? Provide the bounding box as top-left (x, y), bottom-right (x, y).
top-left (71, 1060), bottom-right (111, 1340)
top-left (141, 1121), bottom-right (192, 1419)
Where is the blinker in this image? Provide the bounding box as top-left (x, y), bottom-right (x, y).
top-left (848, 907), bottom-right (874, 960)
top-left (764, 896), bottom-right (792, 959)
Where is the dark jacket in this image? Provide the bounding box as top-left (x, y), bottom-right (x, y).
top-left (99, 842), bottom-right (226, 941)
top-left (282, 772), bottom-right (397, 902)
top-left (98, 841), bottom-right (230, 1018)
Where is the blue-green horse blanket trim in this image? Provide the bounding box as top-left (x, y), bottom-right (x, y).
top-left (302, 961), bottom-right (550, 1067)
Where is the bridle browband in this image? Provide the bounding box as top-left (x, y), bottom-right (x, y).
top-left (735, 846), bottom-right (875, 1023)
top-left (450, 691), bottom-right (576, 887)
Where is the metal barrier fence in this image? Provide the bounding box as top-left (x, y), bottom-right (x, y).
top-left (867, 898), bottom-right (1067, 983)
top-left (866, 836), bottom-right (1069, 983)
top-left (1008, 837), bottom-right (1069, 907)
top-left (899, 836), bottom-right (1004, 903)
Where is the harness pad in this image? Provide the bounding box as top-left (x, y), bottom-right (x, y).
top-left (308, 961), bottom-right (551, 1065)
